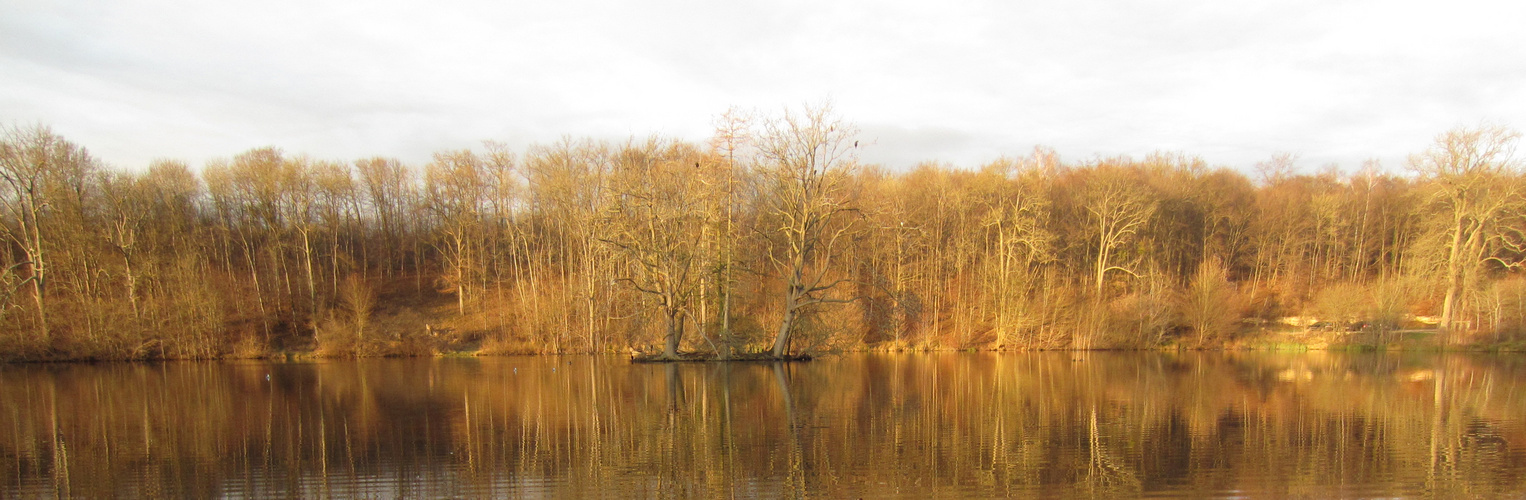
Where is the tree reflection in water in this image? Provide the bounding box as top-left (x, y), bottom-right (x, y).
top-left (2, 352), bottom-right (1525, 498)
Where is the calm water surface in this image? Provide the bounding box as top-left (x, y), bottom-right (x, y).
top-left (3, 352), bottom-right (1525, 498)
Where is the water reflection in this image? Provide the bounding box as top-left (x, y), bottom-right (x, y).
top-left (3, 353), bottom-right (1524, 498)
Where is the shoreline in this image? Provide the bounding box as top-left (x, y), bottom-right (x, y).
top-left (3, 331), bottom-right (1522, 364)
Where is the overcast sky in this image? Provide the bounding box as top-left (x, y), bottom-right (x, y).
top-left (3, 0), bottom-right (1523, 174)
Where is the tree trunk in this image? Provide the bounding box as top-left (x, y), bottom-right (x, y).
top-left (663, 308), bottom-right (683, 359)
top-left (1439, 215), bottom-right (1467, 338)
top-left (243, 238), bottom-right (270, 343)
top-left (454, 232), bottom-right (468, 315)
top-left (27, 198), bottom-right (48, 343)
top-left (123, 252), bottom-right (139, 318)
top-left (771, 290), bottom-right (798, 358)
top-left (301, 228), bottom-right (318, 324)
top-left (29, 261), bottom-right (46, 342)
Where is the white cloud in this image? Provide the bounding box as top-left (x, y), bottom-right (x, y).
top-left (2, 0), bottom-right (1523, 173)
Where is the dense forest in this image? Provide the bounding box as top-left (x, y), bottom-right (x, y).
top-left (2, 105), bottom-right (1524, 361)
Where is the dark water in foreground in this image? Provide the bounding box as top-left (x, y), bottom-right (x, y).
top-left (3, 352), bottom-right (1525, 498)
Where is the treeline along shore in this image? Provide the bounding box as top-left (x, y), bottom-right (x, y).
top-left (3, 105), bottom-right (1526, 361)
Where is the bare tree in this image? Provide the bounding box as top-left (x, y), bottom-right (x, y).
top-left (523, 139), bottom-right (612, 350)
top-left (0, 125), bottom-right (92, 342)
top-left (602, 138), bottom-right (712, 359)
top-left (425, 149), bottom-right (490, 315)
top-left (1082, 166), bottom-right (1156, 298)
top-left (281, 156), bottom-right (321, 323)
top-left (706, 108), bottom-right (753, 355)
top-left (98, 170), bottom-right (151, 318)
top-left (355, 157), bottom-right (412, 275)
top-left (979, 151), bottom-right (1056, 345)
top-left (1180, 257), bottom-right (1237, 345)
top-left (752, 103), bottom-right (861, 358)
top-left (1409, 124), bottom-right (1522, 337)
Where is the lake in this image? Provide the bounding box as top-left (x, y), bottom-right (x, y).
top-left (3, 352), bottom-right (1525, 498)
